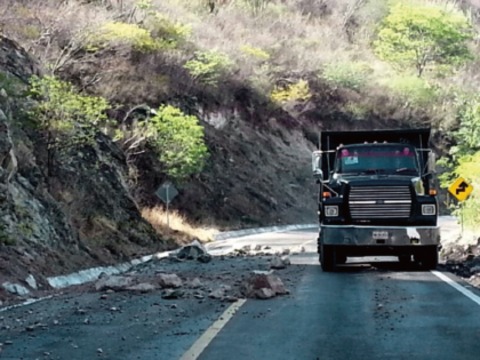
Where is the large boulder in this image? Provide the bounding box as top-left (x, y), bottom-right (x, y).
top-left (173, 240), bottom-right (212, 263)
top-left (241, 270), bottom-right (288, 299)
top-left (157, 273), bottom-right (183, 288)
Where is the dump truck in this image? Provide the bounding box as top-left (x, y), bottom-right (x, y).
top-left (312, 128), bottom-right (440, 271)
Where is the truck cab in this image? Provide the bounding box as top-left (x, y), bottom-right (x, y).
top-left (312, 128), bottom-right (440, 271)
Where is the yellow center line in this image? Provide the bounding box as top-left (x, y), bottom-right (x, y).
top-left (180, 298), bottom-right (247, 360)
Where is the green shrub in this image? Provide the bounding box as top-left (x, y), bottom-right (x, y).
top-left (119, 103), bottom-right (208, 180)
top-left (321, 61), bottom-right (370, 91)
top-left (148, 105), bottom-right (209, 180)
top-left (437, 94), bottom-right (480, 228)
top-left (384, 74), bottom-right (438, 106)
top-left (89, 22), bottom-right (160, 52)
top-left (270, 79), bottom-right (311, 103)
top-left (184, 50), bottom-right (233, 86)
top-left (240, 45), bottom-right (270, 61)
top-left (344, 102), bottom-right (369, 120)
top-left (136, 0), bottom-right (153, 11)
top-left (145, 12), bottom-right (191, 49)
top-left (438, 95), bottom-right (480, 183)
top-left (28, 75), bottom-right (110, 147)
top-left (452, 97), bottom-right (480, 155)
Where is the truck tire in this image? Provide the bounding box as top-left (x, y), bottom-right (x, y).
top-left (415, 246), bottom-right (438, 270)
top-left (320, 245), bottom-right (336, 272)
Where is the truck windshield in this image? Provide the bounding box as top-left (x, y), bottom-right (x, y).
top-left (336, 144), bottom-right (419, 175)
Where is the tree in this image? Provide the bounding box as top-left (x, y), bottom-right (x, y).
top-left (452, 98), bottom-right (480, 155)
top-left (118, 104), bottom-right (209, 181)
top-left (28, 76), bottom-right (110, 186)
top-left (374, 3), bottom-right (473, 77)
top-left (149, 105), bottom-right (208, 181)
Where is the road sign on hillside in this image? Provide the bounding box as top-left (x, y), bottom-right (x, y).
top-left (448, 177), bottom-right (473, 202)
top-left (155, 181), bottom-right (178, 227)
top-left (155, 181), bottom-right (178, 204)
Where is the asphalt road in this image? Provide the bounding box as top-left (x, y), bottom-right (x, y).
top-left (198, 264), bottom-right (480, 360)
top-left (2, 217), bottom-right (480, 360)
top-left (196, 216), bottom-right (480, 360)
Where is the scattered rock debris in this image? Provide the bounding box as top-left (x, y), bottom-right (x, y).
top-left (0, 241), bottom-right (303, 309)
top-left (270, 255), bottom-right (291, 270)
top-left (441, 237), bottom-right (480, 287)
top-left (92, 244), bottom-right (297, 304)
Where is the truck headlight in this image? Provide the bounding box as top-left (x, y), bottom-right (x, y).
top-left (325, 206), bottom-right (339, 217)
top-left (412, 178), bottom-right (425, 195)
top-left (422, 204), bottom-right (436, 216)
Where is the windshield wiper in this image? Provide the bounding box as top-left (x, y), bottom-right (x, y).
top-left (361, 169), bottom-right (386, 175)
top-left (395, 168), bottom-right (418, 174)
top-left (340, 169), bottom-right (384, 175)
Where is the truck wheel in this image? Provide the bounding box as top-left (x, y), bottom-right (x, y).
top-left (320, 245), bottom-right (336, 272)
top-left (415, 246), bottom-right (438, 270)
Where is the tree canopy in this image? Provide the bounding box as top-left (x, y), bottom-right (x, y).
top-left (374, 3), bottom-right (473, 76)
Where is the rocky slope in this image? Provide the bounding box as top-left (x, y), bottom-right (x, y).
top-left (0, 36), bottom-right (174, 301)
top-left (0, 33), bottom-right (321, 300)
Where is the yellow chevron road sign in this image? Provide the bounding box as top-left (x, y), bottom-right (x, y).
top-left (448, 177), bottom-right (473, 202)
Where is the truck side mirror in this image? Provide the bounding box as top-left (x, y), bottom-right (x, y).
top-left (427, 151), bottom-right (436, 174)
top-left (312, 150), bottom-right (323, 179)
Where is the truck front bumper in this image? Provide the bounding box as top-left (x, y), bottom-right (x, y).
top-left (319, 225), bottom-right (440, 247)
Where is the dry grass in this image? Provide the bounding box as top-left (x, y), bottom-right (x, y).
top-left (3, 0), bottom-right (480, 126)
top-left (0, 0), bottom-right (116, 76)
top-left (141, 206), bottom-right (219, 243)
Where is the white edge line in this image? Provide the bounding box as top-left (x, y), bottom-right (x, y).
top-left (0, 295), bottom-right (55, 313)
top-left (180, 299), bottom-right (247, 360)
top-left (431, 270), bottom-right (480, 306)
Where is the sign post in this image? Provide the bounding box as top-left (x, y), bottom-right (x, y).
top-left (155, 181), bottom-right (178, 227)
top-left (448, 177), bottom-right (474, 235)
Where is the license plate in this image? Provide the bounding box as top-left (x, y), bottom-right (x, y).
top-left (372, 231), bottom-right (389, 240)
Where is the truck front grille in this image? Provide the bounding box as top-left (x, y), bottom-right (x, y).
top-left (348, 185), bottom-right (412, 219)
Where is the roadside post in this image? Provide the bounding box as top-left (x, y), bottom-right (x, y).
top-left (155, 181), bottom-right (178, 228)
top-left (448, 177), bottom-right (474, 235)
